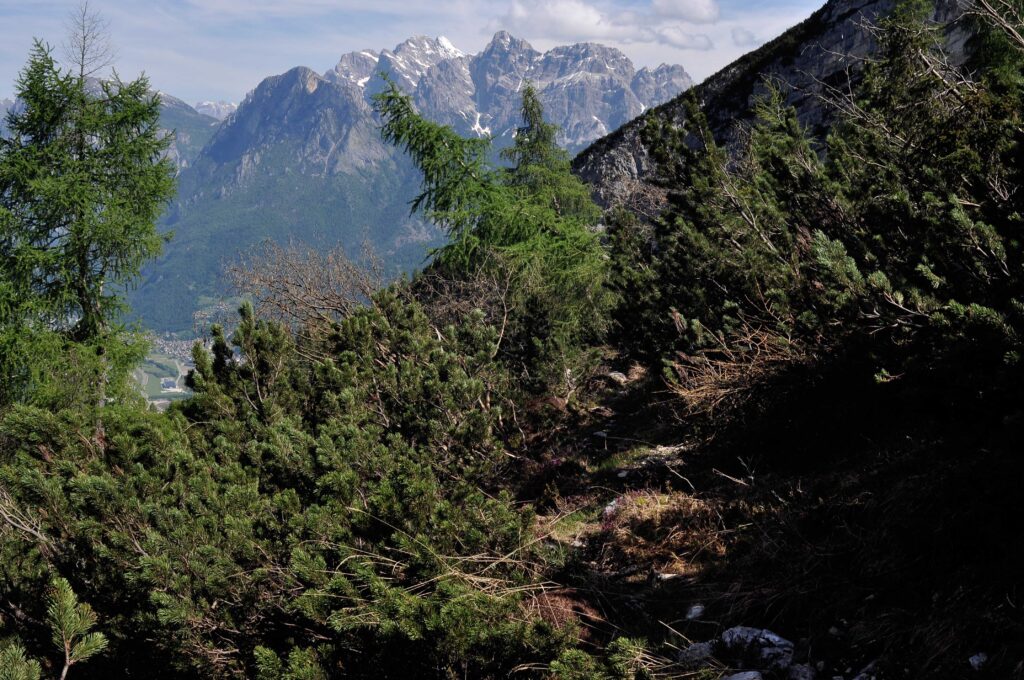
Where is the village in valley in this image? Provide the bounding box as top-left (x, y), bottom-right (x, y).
top-left (134, 335), bottom-right (203, 410)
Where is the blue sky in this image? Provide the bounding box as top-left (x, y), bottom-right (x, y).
top-left (1, 0), bottom-right (822, 104)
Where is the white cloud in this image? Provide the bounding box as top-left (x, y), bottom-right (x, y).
top-left (657, 26), bottom-right (713, 50)
top-left (731, 27), bottom-right (759, 47)
top-left (499, 0), bottom-right (716, 50)
top-left (651, 0), bottom-right (720, 24)
top-left (505, 0), bottom-right (618, 41)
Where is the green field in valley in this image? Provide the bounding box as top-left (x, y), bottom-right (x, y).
top-left (134, 351), bottom-right (191, 404)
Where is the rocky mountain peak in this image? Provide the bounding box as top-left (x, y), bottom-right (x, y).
top-left (482, 30), bottom-right (537, 57)
top-left (532, 42), bottom-right (635, 81)
top-left (374, 35), bottom-right (469, 92)
top-left (313, 31), bottom-right (691, 151)
top-left (631, 63), bottom-right (694, 109)
top-left (194, 101), bottom-right (238, 120)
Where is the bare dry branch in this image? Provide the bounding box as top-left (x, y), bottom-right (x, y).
top-left (226, 240), bottom-right (383, 349)
top-left (62, 1), bottom-right (116, 79)
top-left (667, 323), bottom-right (813, 418)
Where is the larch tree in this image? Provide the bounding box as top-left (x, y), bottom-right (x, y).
top-left (374, 80), bottom-right (611, 393)
top-left (0, 4), bottom-right (175, 422)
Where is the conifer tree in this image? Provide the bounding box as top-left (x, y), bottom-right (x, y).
top-left (0, 17), bottom-right (175, 410)
top-left (375, 80), bottom-right (611, 392)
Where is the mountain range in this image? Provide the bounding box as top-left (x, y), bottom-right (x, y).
top-left (130, 32), bottom-right (693, 332)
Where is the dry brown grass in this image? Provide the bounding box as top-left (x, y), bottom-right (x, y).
top-left (594, 491), bottom-right (730, 578)
top-left (666, 324), bottom-right (812, 420)
top-left (523, 589), bottom-right (606, 644)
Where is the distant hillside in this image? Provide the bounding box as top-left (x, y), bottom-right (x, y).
top-left (157, 93), bottom-right (221, 171)
top-left (129, 33), bottom-right (693, 333)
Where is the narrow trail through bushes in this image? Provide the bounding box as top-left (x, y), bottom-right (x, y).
top-left (520, 367), bottom-right (1024, 679)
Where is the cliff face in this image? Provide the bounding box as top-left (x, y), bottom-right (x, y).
top-left (571, 0), bottom-right (970, 214)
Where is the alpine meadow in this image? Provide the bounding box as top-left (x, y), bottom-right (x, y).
top-left (1, 1), bottom-right (1023, 679)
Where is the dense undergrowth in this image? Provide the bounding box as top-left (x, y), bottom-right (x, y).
top-left (2, 1), bottom-right (1024, 678)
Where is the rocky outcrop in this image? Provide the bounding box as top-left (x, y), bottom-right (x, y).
top-left (199, 66), bottom-right (387, 181)
top-left (678, 626), bottom-right (819, 680)
top-left (157, 93), bottom-right (220, 171)
top-left (571, 0), bottom-right (971, 212)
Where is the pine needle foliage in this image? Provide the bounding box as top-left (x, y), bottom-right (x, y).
top-left (0, 644), bottom-right (41, 680)
top-left (48, 577), bottom-right (108, 677)
top-left (615, 0), bottom-right (1024, 412)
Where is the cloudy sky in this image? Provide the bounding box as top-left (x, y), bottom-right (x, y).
top-left (1, 0), bottom-right (822, 104)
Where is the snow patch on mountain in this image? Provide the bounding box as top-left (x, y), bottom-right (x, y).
top-left (194, 100), bottom-right (238, 120)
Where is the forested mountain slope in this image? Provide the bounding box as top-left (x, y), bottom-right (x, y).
top-left (3, 1), bottom-right (1023, 678)
top-left (572, 0), bottom-right (968, 212)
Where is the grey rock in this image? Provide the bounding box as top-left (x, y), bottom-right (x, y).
top-left (788, 663), bottom-right (817, 680)
top-left (720, 626), bottom-right (795, 672)
top-left (154, 93), bottom-right (221, 173)
top-left (677, 640), bottom-right (715, 667)
top-left (723, 673), bottom-right (764, 680)
top-left (412, 32), bottom-right (693, 153)
top-left (323, 48), bottom-right (378, 87)
top-left (632, 64), bottom-right (692, 109)
top-left (607, 371), bottom-right (629, 386)
top-left (685, 603), bottom-right (705, 620)
top-left (968, 653), bottom-right (988, 671)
